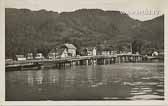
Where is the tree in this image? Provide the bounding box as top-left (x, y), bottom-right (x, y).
top-left (132, 39), bottom-right (143, 54)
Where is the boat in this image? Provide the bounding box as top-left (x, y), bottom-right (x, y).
top-left (5, 64), bottom-right (22, 71)
top-left (5, 62), bottom-right (42, 71)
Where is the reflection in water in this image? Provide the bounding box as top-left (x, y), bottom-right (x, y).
top-left (6, 63), bottom-right (164, 101)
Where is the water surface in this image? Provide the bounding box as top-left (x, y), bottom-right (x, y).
top-left (6, 62), bottom-right (164, 101)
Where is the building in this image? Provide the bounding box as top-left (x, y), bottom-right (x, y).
top-left (35, 53), bottom-right (44, 60)
top-left (26, 53), bottom-right (34, 60)
top-left (101, 49), bottom-right (117, 56)
top-left (88, 47), bottom-right (97, 56)
top-left (48, 43), bottom-right (76, 59)
top-left (152, 51), bottom-right (159, 56)
top-left (81, 47), bottom-right (97, 56)
top-left (101, 50), bottom-right (111, 56)
top-left (48, 48), bottom-right (57, 59)
top-left (48, 47), bottom-right (69, 59)
top-left (16, 55), bottom-right (26, 61)
top-left (63, 43), bottom-right (77, 57)
top-left (48, 52), bottom-right (57, 59)
top-left (59, 48), bottom-right (68, 58)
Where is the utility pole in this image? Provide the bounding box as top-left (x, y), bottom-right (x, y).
top-left (130, 42), bottom-right (132, 54)
top-left (55, 48), bottom-right (57, 59)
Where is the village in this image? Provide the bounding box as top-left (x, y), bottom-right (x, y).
top-left (6, 43), bottom-right (163, 61)
top-left (4, 0), bottom-right (165, 101)
top-left (5, 43), bottom-right (164, 71)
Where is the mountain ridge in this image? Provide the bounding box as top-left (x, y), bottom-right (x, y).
top-left (5, 8), bottom-right (164, 58)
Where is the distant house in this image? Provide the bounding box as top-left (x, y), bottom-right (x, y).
top-left (48, 43), bottom-right (76, 59)
top-left (16, 55), bottom-right (26, 61)
top-left (102, 50), bottom-right (110, 56)
top-left (5, 58), bottom-right (13, 62)
top-left (26, 53), bottom-right (34, 60)
top-left (88, 47), bottom-right (97, 56)
top-left (152, 51), bottom-right (159, 56)
top-left (82, 47), bottom-right (97, 56)
top-left (101, 48), bottom-right (116, 56)
top-left (112, 51), bottom-right (118, 55)
top-left (48, 48), bottom-right (57, 59)
top-left (63, 43), bottom-right (77, 57)
top-left (118, 50), bottom-right (131, 54)
top-left (48, 52), bottom-right (57, 59)
top-left (35, 53), bottom-right (44, 60)
top-left (48, 45), bottom-right (74, 59)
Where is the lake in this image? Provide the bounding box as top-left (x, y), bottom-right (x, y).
top-left (6, 62), bottom-right (164, 101)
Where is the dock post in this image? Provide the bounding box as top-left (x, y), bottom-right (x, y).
top-left (76, 61), bottom-right (79, 65)
top-left (80, 60), bottom-right (83, 65)
top-left (90, 59), bottom-right (93, 65)
top-left (70, 61), bottom-right (72, 67)
top-left (114, 57), bottom-right (116, 63)
top-left (103, 59), bottom-right (106, 65)
top-left (86, 59), bottom-right (88, 65)
top-left (93, 59), bottom-right (97, 65)
top-left (109, 58), bottom-right (111, 64)
top-left (78, 60), bottom-right (80, 65)
top-left (125, 56), bottom-right (128, 62)
top-left (118, 56), bottom-right (121, 63)
top-left (135, 56), bottom-right (137, 62)
top-left (110, 58), bottom-right (112, 64)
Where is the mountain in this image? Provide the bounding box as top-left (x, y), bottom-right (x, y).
top-left (5, 8), bottom-right (164, 58)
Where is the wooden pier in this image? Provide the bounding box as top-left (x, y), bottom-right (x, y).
top-left (5, 54), bottom-right (143, 71)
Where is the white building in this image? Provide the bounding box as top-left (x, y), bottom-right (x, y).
top-left (35, 53), bottom-right (44, 60)
top-left (26, 53), bottom-right (34, 60)
top-left (16, 55), bottom-right (26, 61)
top-left (87, 47), bottom-right (97, 56)
top-left (64, 43), bottom-right (77, 57)
top-left (48, 47), bottom-right (69, 59)
top-left (152, 51), bottom-right (159, 56)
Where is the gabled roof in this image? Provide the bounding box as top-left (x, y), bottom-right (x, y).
top-left (64, 43), bottom-right (76, 49)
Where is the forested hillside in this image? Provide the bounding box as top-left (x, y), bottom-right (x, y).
top-left (5, 8), bottom-right (164, 58)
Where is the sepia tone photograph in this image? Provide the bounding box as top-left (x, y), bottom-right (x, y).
top-left (4, 0), bottom-right (164, 101)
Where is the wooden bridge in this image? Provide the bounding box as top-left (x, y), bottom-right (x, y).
top-left (5, 54), bottom-right (143, 71)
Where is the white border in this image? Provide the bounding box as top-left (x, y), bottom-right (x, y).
top-left (1, 0), bottom-right (168, 105)
top-left (0, 0), bottom-right (5, 104)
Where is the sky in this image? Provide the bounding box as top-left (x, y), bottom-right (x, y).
top-left (5, 0), bottom-right (165, 21)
